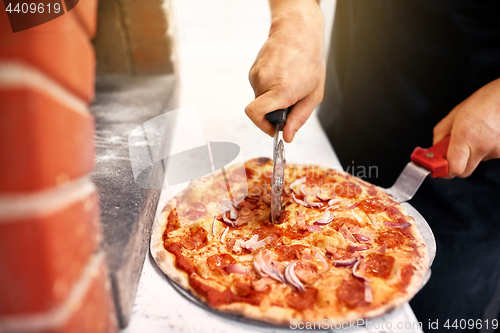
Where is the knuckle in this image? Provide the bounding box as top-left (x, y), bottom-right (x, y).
top-left (295, 114), bottom-right (308, 128)
top-left (255, 65), bottom-right (275, 84)
top-left (244, 104), bottom-right (258, 118)
top-left (448, 163), bottom-right (465, 177)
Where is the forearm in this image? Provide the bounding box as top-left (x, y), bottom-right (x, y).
top-left (245, 0), bottom-right (325, 142)
top-left (266, 0), bottom-right (324, 54)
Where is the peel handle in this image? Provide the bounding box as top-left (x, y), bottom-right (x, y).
top-left (265, 108), bottom-right (290, 126)
top-left (411, 136), bottom-right (450, 178)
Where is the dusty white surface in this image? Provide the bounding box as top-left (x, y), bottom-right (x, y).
top-left (123, 1), bottom-right (423, 332)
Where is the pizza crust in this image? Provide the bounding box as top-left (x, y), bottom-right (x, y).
top-left (150, 160), bottom-right (431, 326)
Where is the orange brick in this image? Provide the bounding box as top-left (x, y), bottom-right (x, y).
top-left (0, 87), bottom-right (95, 193)
top-left (59, 253), bottom-right (118, 333)
top-left (0, 179), bottom-right (102, 315)
top-left (0, 251), bottom-right (118, 333)
top-left (0, 7), bottom-right (95, 102)
top-left (68, 0), bottom-right (98, 38)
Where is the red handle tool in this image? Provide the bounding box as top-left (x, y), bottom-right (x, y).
top-left (411, 136), bottom-right (450, 178)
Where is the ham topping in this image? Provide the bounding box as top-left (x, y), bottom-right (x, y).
top-left (339, 224), bottom-right (357, 243)
top-left (253, 250), bottom-right (285, 283)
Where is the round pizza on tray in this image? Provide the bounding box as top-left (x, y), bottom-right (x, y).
top-left (150, 157), bottom-right (429, 325)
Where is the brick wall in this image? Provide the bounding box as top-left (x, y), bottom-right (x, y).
top-left (0, 1), bottom-right (118, 332)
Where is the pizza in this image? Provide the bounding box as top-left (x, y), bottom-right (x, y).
top-left (150, 157), bottom-right (429, 325)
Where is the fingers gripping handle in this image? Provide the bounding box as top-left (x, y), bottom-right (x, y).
top-left (411, 136), bottom-right (451, 178)
top-left (265, 108), bottom-right (290, 127)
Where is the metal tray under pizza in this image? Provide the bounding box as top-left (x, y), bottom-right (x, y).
top-left (162, 201), bottom-right (436, 328)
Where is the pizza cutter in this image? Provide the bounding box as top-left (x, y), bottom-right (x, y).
top-left (265, 108), bottom-right (290, 224)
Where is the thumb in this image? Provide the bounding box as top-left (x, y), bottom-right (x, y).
top-left (245, 90), bottom-right (294, 137)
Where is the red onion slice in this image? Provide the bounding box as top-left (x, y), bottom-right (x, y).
top-left (245, 235), bottom-right (268, 250)
top-left (225, 264), bottom-right (251, 275)
top-left (284, 261), bottom-right (306, 292)
top-left (300, 184), bottom-right (319, 196)
top-left (352, 258), bottom-right (364, 279)
top-left (292, 193), bottom-right (309, 207)
top-left (221, 211), bottom-right (236, 227)
top-left (348, 245), bottom-right (370, 252)
top-left (212, 215), bottom-right (217, 237)
top-left (317, 192), bottom-right (333, 201)
top-left (314, 252), bottom-right (329, 272)
top-left (377, 242), bottom-right (387, 253)
top-left (352, 233), bottom-right (371, 243)
top-left (344, 203), bottom-right (359, 210)
top-left (333, 258), bottom-right (358, 267)
top-left (328, 198), bottom-right (341, 206)
top-left (254, 251), bottom-right (285, 283)
top-left (290, 177), bottom-right (306, 189)
top-left (220, 226), bottom-right (229, 244)
top-left (229, 205), bottom-right (239, 220)
top-left (307, 225), bottom-right (323, 232)
top-left (364, 281), bottom-right (373, 303)
top-left (384, 220), bottom-right (411, 229)
top-left (304, 196), bottom-right (323, 208)
top-left (314, 209), bottom-right (334, 225)
top-left (352, 211), bottom-right (363, 223)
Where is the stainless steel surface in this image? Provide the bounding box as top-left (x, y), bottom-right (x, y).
top-left (384, 162), bottom-right (430, 203)
top-left (270, 123), bottom-right (285, 224)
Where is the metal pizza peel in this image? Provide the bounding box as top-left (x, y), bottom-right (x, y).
top-left (383, 135), bottom-right (451, 267)
top-left (265, 108), bottom-right (290, 224)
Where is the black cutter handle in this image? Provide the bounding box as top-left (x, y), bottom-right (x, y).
top-left (265, 107), bottom-right (290, 126)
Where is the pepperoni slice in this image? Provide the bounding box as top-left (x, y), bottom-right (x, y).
top-left (336, 276), bottom-right (365, 308)
top-left (284, 226), bottom-right (310, 240)
top-left (183, 203), bottom-right (208, 220)
top-left (164, 242), bottom-right (197, 275)
top-left (207, 254), bottom-right (236, 275)
top-left (275, 245), bottom-right (308, 261)
top-left (285, 287), bottom-right (318, 311)
top-left (385, 205), bottom-right (403, 220)
top-left (335, 182), bottom-right (362, 198)
top-left (378, 231), bottom-right (404, 248)
top-left (365, 254), bottom-right (395, 279)
top-left (165, 209), bottom-right (180, 235)
top-left (359, 198), bottom-right (385, 214)
top-left (397, 264), bottom-right (415, 291)
top-left (332, 217), bottom-right (359, 230)
top-left (252, 226), bottom-right (283, 245)
top-left (182, 226), bottom-right (208, 250)
top-left (367, 184), bottom-right (378, 196)
top-left (245, 167), bottom-right (258, 179)
top-left (306, 174), bottom-right (323, 187)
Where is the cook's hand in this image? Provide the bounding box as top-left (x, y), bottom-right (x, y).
top-left (245, 0), bottom-right (325, 143)
top-left (433, 78), bottom-right (500, 178)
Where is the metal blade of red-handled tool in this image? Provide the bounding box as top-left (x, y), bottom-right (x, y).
top-left (385, 136), bottom-right (450, 203)
top-left (265, 108), bottom-right (290, 224)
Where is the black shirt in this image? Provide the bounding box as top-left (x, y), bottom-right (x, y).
top-left (319, 0), bottom-right (500, 330)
